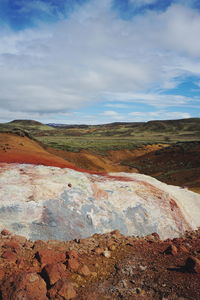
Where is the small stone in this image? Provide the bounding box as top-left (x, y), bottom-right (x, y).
top-left (48, 279), bottom-right (76, 300)
top-left (164, 245), bottom-right (178, 255)
top-left (108, 244), bottom-right (116, 251)
top-left (103, 250), bottom-right (111, 258)
top-left (3, 240), bottom-right (21, 251)
top-left (66, 250), bottom-right (79, 260)
top-left (139, 265), bottom-right (147, 271)
top-left (110, 230), bottom-right (121, 238)
top-left (78, 265), bottom-right (91, 277)
top-left (122, 279), bottom-right (128, 288)
top-left (30, 260), bottom-right (38, 270)
top-left (179, 245), bottom-right (189, 253)
top-left (11, 235), bottom-right (27, 245)
top-left (91, 272), bottom-right (97, 277)
top-left (1, 229), bottom-right (11, 236)
top-left (33, 240), bottom-right (46, 250)
top-left (0, 269), bottom-right (5, 280)
top-left (67, 258), bottom-right (80, 272)
top-left (24, 240), bottom-right (34, 248)
top-left (151, 232), bottom-right (160, 240)
top-left (2, 250), bottom-right (17, 262)
top-left (185, 256), bottom-right (200, 273)
top-left (16, 258), bottom-right (26, 269)
top-left (94, 247), bottom-right (104, 255)
top-left (43, 263), bottom-right (66, 285)
top-left (36, 249), bottom-right (66, 266)
top-left (126, 241), bottom-right (135, 246)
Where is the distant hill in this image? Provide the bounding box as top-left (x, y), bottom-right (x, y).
top-left (8, 119), bottom-right (53, 130)
top-left (0, 118), bottom-right (200, 191)
top-left (0, 119), bottom-right (54, 135)
top-left (1, 117), bottom-right (200, 149)
top-left (9, 119), bottom-right (44, 126)
top-left (48, 118), bottom-right (200, 132)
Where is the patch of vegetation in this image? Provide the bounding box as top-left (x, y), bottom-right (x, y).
top-left (0, 118), bottom-right (200, 153)
top-left (36, 136), bottom-right (147, 154)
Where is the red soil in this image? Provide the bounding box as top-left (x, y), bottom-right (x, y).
top-left (0, 133), bottom-right (137, 181)
top-left (47, 144), bottom-right (166, 173)
top-left (0, 133), bottom-right (99, 174)
top-left (1, 229), bottom-right (200, 299)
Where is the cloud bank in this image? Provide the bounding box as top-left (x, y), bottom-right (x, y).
top-left (0, 0), bottom-right (200, 123)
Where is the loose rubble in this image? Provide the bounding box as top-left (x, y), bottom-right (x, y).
top-left (0, 229), bottom-right (200, 299)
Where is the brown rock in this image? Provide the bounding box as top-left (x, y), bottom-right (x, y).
top-left (48, 279), bottom-right (76, 300)
top-left (67, 258), bottom-right (80, 272)
top-left (11, 234), bottom-right (27, 245)
top-left (24, 240), bottom-right (34, 248)
top-left (1, 229), bottom-right (11, 236)
top-left (3, 240), bottom-right (21, 251)
top-left (108, 244), bottom-right (116, 251)
top-left (78, 265), bottom-right (91, 277)
top-left (94, 247), bottom-right (104, 255)
top-left (2, 272), bottom-right (48, 300)
top-left (16, 258), bottom-right (26, 269)
top-left (33, 240), bottom-right (46, 250)
top-left (146, 233), bottom-right (160, 242)
top-left (164, 245), bottom-right (178, 255)
top-left (43, 263), bottom-right (66, 285)
top-left (110, 229), bottom-right (121, 238)
top-left (107, 240), bottom-right (116, 250)
top-left (0, 269), bottom-right (5, 280)
top-left (36, 249), bottom-right (66, 265)
top-left (103, 250), bottom-right (111, 258)
top-left (151, 232), bottom-right (160, 240)
top-left (179, 245), bottom-right (189, 253)
top-left (185, 256), bottom-right (200, 273)
top-left (2, 250), bottom-right (17, 262)
top-left (66, 249), bottom-right (79, 260)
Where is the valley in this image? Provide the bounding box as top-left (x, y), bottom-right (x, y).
top-left (0, 118), bottom-right (200, 299)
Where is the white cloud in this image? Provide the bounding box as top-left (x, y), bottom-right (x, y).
top-left (0, 0), bottom-right (199, 122)
top-left (101, 110), bottom-right (124, 120)
top-left (129, 110), bottom-right (191, 120)
top-left (105, 103), bottom-right (131, 109)
top-left (104, 92), bottom-right (192, 106)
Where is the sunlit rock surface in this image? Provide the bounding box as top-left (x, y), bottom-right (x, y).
top-left (0, 163), bottom-right (200, 240)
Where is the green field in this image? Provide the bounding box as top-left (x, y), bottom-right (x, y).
top-left (0, 118), bottom-right (200, 153)
top-left (36, 136), bottom-right (149, 153)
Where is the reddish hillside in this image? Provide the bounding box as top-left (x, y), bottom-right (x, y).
top-left (48, 143), bottom-right (200, 191)
top-left (121, 142), bottom-right (200, 191)
top-left (0, 133), bottom-right (79, 170)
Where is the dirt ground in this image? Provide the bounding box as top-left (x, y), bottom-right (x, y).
top-left (0, 229), bottom-right (200, 299)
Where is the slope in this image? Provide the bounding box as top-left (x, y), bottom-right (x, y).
top-left (0, 132), bottom-right (77, 169)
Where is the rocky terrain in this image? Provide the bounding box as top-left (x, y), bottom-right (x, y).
top-left (0, 228), bottom-right (200, 299)
top-left (0, 131), bottom-right (199, 192)
top-left (0, 162), bottom-right (200, 241)
top-left (0, 128), bottom-right (200, 299)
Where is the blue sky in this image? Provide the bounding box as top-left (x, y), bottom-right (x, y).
top-left (0, 0), bottom-right (200, 124)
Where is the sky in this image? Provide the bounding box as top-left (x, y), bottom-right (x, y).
top-left (0, 0), bottom-right (200, 124)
